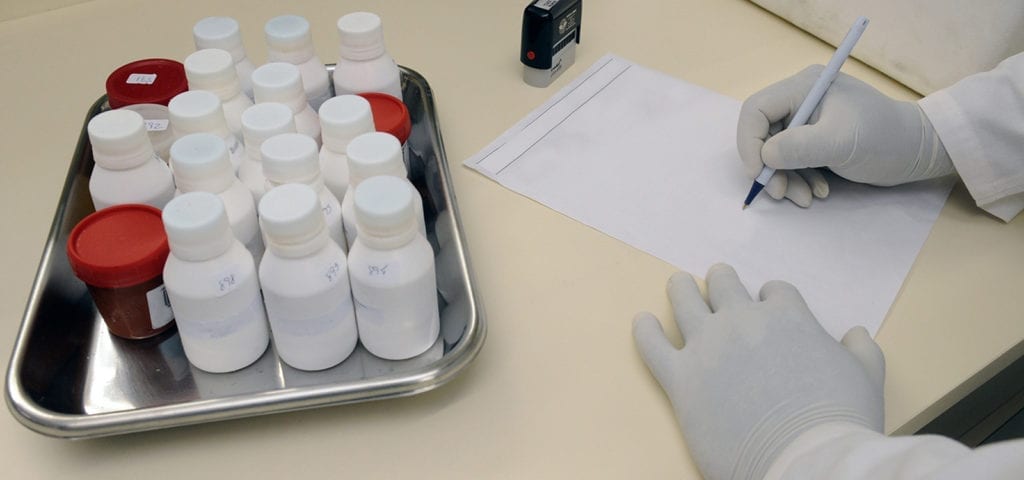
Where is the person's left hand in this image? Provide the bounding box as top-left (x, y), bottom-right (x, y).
top-left (633, 264), bottom-right (885, 480)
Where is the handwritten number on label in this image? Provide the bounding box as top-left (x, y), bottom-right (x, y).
top-left (218, 273), bottom-right (237, 292)
top-left (367, 264), bottom-right (389, 276)
top-left (325, 262), bottom-right (341, 282)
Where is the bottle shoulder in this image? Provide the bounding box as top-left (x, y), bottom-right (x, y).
top-left (259, 243), bottom-right (348, 296)
top-left (165, 242), bottom-right (259, 298)
top-left (348, 235), bottom-right (434, 282)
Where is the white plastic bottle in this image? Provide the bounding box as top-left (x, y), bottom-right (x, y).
top-left (168, 90), bottom-right (245, 172)
top-left (264, 15), bottom-right (331, 112)
top-left (258, 183), bottom-right (358, 370)
top-left (251, 62), bottom-right (322, 145)
top-left (184, 48), bottom-right (254, 137)
top-left (87, 109), bottom-right (175, 210)
top-left (170, 133), bottom-right (264, 262)
top-left (162, 191), bottom-right (270, 373)
top-left (239, 102), bottom-right (296, 202)
top-left (261, 133), bottom-right (346, 251)
top-left (193, 16), bottom-right (257, 100)
top-left (348, 175), bottom-right (439, 360)
top-left (341, 132), bottom-right (425, 248)
top-left (318, 94), bottom-right (375, 202)
top-left (333, 12), bottom-right (403, 100)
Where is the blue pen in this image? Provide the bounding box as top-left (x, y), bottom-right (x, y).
top-left (742, 16), bottom-right (870, 209)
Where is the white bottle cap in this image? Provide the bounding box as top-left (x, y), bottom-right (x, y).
top-left (258, 183), bottom-right (326, 252)
top-left (261, 133), bottom-right (322, 186)
top-left (87, 109), bottom-right (156, 170)
top-left (193, 16), bottom-right (248, 64)
top-left (346, 131), bottom-right (406, 184)
top-left (162, 191), bottom-right (235, 262)
top-left (353, 175), bottom-right (417, 245)
top-left (336, 12), bottom-right (386, 61)
top-left (251, 62), bottom-right (309, 113)
top-left (170, 133), bottom-right (235, 193)
top-left (265, 15), bottom-right (316, 63)
top-left (240, 103), bottom-right (296, 160)
top-left (319, 95), bottom-right (375, 153)
top-left (168, 90), bottom-right (231, 138)
top-left (184, 49), bottom-right (241, 100)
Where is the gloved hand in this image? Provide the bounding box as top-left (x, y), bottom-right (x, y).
top-left (737, 65), bottom-right (955, 207)
top-left (633, 264), bottom-right (885, 480)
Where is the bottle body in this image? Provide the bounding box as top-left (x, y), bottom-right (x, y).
top-left (348, 234), bottom-right (438, 360)
top-left (238, 155), bottom-right (266, 202)
top-left (294, 105), bottom-right (322, 146)
top-left (259, 240), bottom-right (357, 370)
top-left (89, 156), bottom-right (175, 210)
top-left (236, 58), bottom-right (256, 100)
top-left (319, 148), bottom-right (350, 203)
top-left (221, 92), bottom-right (254, 137)
top-left (333, 55), bottom-right (402, 100)
top-left (164, 241), bottom-right (270, 373)
top-left (293, 57), bottom-right (332, 112)
top-left (317, 187), bottom-right (346, 253)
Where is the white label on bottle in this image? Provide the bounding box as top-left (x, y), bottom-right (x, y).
top-left (191, 294), bottom-right (265, 339)
top-left (214, 269), bottom-right (240, 297)
top-left (144, 119), bottom-right (169, 131)
top-left (534, 0), bottom-right (559, 10)
top-left (127, 73), bottom-right (158, 85)
top-left (146, 284), bottom-right (175, 329)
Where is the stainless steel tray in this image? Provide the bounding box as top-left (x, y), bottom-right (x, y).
top-left (5, 66), bottom-right (486, 439)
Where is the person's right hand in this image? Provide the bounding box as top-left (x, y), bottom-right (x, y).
top-left (737, 65), bottom-right (955, 207)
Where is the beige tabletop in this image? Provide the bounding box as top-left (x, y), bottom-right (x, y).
top-left (2, 0), bottom-right (1022, 478)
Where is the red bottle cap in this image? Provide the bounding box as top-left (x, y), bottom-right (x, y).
top-left (67, 204), bottom-right (170, 289)
top-left (359, 92), bottom-right (411, 144)
top-left (105, 58), bottom-right (189, 109)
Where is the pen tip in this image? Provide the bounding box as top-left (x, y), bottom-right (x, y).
top-left (742, 204), bottom-right (748, 210)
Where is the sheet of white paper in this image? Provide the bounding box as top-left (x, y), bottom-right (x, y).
top-left (465, 54), bottom-right (953, 339)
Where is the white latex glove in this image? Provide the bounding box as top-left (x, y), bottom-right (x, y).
top-left (737, 65), bottom-right (955, 207)
top-left (633, 263), bottom-right (885, 480)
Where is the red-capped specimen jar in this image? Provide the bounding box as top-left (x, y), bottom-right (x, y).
top-left (359, 92), bottom-right (411, 164)
top-left (105, 58), bottom-right (189, 109)
top-left (67, 204), bottom-right (175, 339)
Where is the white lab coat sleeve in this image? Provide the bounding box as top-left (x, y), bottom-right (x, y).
top-left (762, 421), bottom-right (1024, 480)
top-left (918, 52), bottom-right (1024, 222)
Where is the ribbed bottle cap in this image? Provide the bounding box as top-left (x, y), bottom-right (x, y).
top-left (168, 90), bottom-right (231, 137)
top-left (184, 49), bottom-right (241, 100)
top-left (337, 12), bottom-right (386, 60)
top-left (88, 109), bottom-right (156, 170)
top-left (346, 132), bottom-right (406, 183)
top-left (193, 17), bottom-right (247, 63)
top-left (265, 15), bottom-right (312, 52)
top-left (319, 95), bottom-right (374, 152)
top-left (251, 62), bottom-right (307, 111)
top-left (258, 183), bottom-right (325, 247)
top-left (261, 133), bottom-right (321, 185)
top-left (353, 175), bottom-right (416, 239)
top-left (170, 133), bottom-right (234, 193)
top-left (240, 103), bottom-right (296, 157)
top-left (162, 191), bottom-right (235, 262)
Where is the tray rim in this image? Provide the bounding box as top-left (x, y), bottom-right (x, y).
top-left (4, 65), bottom-right (487, 439)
